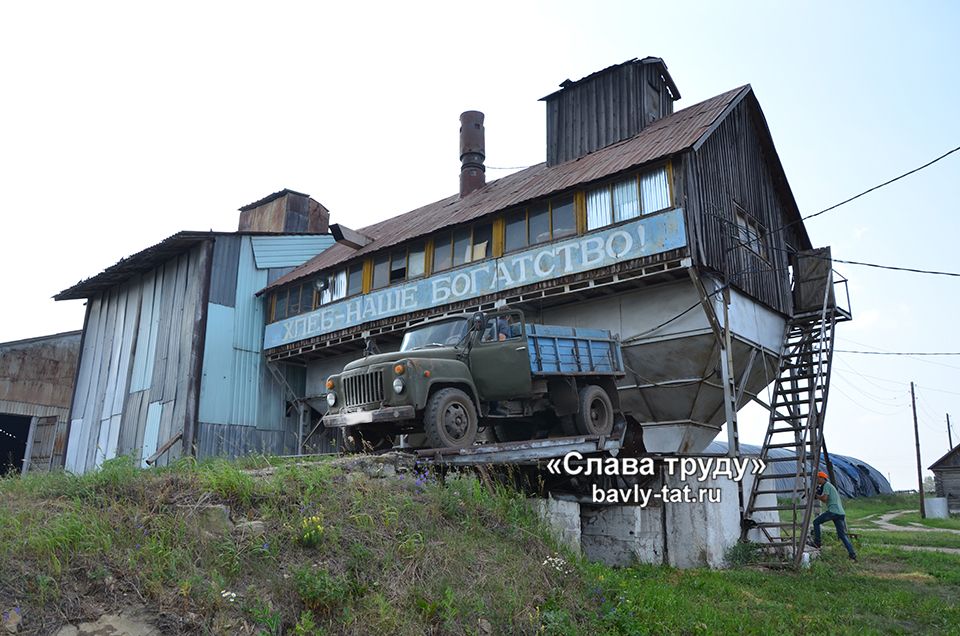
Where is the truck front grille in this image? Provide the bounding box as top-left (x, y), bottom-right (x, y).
top-left (343, 371), bottom-right (384, 407)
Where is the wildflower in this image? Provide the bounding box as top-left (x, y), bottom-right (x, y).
top-left (220, 590), bottom-right (237, 603)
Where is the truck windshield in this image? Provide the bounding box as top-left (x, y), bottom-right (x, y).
top-left (400, 318), bottom-right (470, 352)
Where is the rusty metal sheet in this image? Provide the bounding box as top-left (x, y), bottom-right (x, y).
top-left (265, 86), bottom-right (749, 294)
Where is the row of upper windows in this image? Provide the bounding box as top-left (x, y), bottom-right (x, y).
top-left (268, 163), bottom-right (674, 323)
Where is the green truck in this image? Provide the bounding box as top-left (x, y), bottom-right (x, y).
top-left (321, 308), bottom-right (626, 450)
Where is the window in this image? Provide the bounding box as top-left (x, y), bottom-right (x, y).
top-left (390, 250), bottom-right (407, 283)
top-left (434, 224), bottom-right (495, 270)
top-left (319, 269), bottom-right (347, 305)
top-left (504, 210), bottom-right (527, 253)
top-left (527, 203), bottom-right (550, 245)
top-left (472, 223), bottom-right (492, 260)
top-left (452, 228), bottom-right (471, 267)
top-left (735, 207), bottom-right (765, 258)
top-left (586, 187), bottom-right (613, 230)
top-left (433, 234), bottom-right (452, 273)
top-left (270, 283), bottom-right (315, 322)
top-left (585, 165), bottom-right (672, 231)
top-left (505, 195), bottom-right (580, 252)
top-left (408, 243), bottom-right (426, 279)
top-left (372, 253), bottom-right (390, 290)
top-left (551, 197), bottom-right (576, 239)
top-left (346, 263), bottom-right (364, 296)
top-left (612, 178), bottom-right (640, 222)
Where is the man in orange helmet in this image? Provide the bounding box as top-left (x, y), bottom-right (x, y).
top-left (812, 470), bottom-right (857, 561)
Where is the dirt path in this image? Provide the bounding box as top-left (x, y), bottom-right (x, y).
top-left (868, 510), bottom-right (960, 535)
top-left (892, 544), bottom-right (960, 555)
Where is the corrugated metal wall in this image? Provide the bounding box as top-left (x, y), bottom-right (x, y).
top-left (66, 243), bottom-right (212, 473)
top-left (196, 235), bottom-right (323, 460)
top-left (251, 235), bottom-right (335, 269)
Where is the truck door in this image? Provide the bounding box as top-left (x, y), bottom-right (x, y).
top-left (469, 311), bottom-right (533, 400)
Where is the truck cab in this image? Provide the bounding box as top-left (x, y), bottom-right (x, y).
top-left (322, 309), bottom-right (623, 450)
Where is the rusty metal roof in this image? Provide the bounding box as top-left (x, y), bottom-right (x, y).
top-left (238, 188), bottom-right (310, 212)
top-left (264, 85), bottom-right (751, 294)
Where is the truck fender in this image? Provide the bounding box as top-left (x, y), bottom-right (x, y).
top-left (547, 377), bottom-right (579, 416)
top-left (425, 379), bottom-right (481, 411)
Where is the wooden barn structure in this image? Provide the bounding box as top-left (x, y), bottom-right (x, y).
top-left (930, 445), bottom-right (960, 512)
top-left (0, 331), bottom-right (81, 474)
top-left (55, 190), bottom-right (336, 474)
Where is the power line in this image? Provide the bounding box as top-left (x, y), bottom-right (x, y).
top-left (761, 243), bottom-right (960, 279)
top-left (831, 258), bottom-right (960, 279)
top-left (769, 143), bottom-right (960, 236)
top-left (837, 349), bottom-right (960, 356)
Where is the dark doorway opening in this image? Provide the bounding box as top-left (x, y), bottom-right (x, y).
top-left (0, 414), bottom-right (31, 476)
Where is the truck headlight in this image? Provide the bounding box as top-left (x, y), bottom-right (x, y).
top-left (326, 392), bottom-right (337, 407)
top-left (392, 378), bottom-right (405, 394)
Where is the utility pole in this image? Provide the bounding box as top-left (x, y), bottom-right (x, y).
top-left (910, 382), bottom-right (925, 518)
top-left (948, 413), bottom-right (954, 450)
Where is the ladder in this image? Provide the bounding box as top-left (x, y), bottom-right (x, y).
top-left (740, 293), bottom-right (843, 567)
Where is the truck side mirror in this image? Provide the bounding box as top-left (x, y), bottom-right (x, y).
top-left (470, 312), bottom-right (485, 333)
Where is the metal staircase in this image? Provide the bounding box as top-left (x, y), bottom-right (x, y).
top-left (741, 272), bottom-right (850, 567)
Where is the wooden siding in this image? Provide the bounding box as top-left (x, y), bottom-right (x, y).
top-left (685, 100), bottom-right (794, 315)
top-left (546, 62), bottom-right (675, 166)
top-left (65, 243), bottom-right (212, 473)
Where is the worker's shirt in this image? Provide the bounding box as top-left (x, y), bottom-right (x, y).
top-left (823, 481), bottom-right (845, 515)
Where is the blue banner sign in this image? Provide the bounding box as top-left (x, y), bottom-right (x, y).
top-left (264, 208), bottom-right (686, 348)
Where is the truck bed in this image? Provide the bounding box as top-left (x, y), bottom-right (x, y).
top-left (526, 324), bottom-right (624, 376)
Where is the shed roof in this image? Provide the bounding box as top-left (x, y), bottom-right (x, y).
top-left (55, 230), bottom-right (327, 301)
top-left (539, 56), bottom-right (681, 102)
top-left (930, 445), bottom-right (960, 471)
top-left (238, 188), bottom-right (310, 212)
top-left (264, 84), bottom-right (754, 294)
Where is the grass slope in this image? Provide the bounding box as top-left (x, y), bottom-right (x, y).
top-left (1, 458), bottom-right (959, 635)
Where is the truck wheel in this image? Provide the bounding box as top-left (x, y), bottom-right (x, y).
top-left (424, 388), bottom-right (478, 449)
top-left (574, 385), bottom-right (614, 436)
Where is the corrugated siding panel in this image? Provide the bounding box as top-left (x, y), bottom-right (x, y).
top-left (195, 421), bottom-right (296, 460)
top-left (234, 237), bottom-right (269, 352)
top-left (198, 303), bottom-right (235, 425)
top-left (209, 236), bottom-right (241, 307)
top-left (198, 237), bottom-right (301, 437)
top-left (251, 235), bottom-right (335, 269)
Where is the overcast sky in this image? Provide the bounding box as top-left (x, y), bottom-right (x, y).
top-left (1, 1), bottom-right (958, 489)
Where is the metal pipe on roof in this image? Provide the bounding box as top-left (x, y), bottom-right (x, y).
top-left (459, 111), bottom-right (485, 198)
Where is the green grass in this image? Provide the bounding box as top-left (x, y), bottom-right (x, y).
top-left (2, 458), bottom-right (959, 635)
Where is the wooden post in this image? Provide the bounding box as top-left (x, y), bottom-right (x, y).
top-left (948, 413), bottom-right (954, 450)
top-left (910, 382), bottom-right (925, 518)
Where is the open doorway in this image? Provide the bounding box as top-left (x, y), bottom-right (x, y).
top-left (0, 414), bottom-right (31, 475)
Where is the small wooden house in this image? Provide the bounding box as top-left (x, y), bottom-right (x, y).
top-left (930, 445), bottom-right (960, 511)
